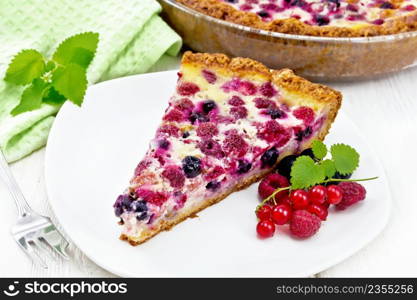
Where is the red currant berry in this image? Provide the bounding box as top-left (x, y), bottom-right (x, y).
top-left (271, 204), bottom-right (292, 225)
top-left (290, 189), bottom-right (310, 210)
top-left (256, 220), bottom-right (276, 238)
top-left (327, 185), bottom-right (343, 205)
top-left (307, 204), bottom-right (328, 221)
top-left (256, 205), bottom-right (272, 220)
top-left (279, 193), bottom-right (292, 206)
top-left (308, 185), bottom-right (327, 205)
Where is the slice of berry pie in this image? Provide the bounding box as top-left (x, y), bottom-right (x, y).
top-left (114, 52), bottom-right (342, 245)
top-left (176, 0), bottom-right (417, 37)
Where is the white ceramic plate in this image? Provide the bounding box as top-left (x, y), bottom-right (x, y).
top-left (45, 71), bottom-right (391, 277)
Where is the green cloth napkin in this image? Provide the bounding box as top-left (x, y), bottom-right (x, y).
top-left (0, 0), bottom-right (182, 162)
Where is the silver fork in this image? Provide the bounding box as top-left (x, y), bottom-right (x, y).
top-left (0, 149), bottom-right (69, 269)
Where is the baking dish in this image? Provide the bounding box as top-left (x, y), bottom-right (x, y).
top-left (159, 0), bottom-right (417, 81)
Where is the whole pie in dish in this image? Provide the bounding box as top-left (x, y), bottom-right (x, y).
top-left (114, 52), bottom-right (342, 246)
top-left (175, 0), bottom-right (417, 36)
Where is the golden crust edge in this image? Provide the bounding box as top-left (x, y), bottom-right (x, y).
top-left (176, 0), bottom-right (417, 37)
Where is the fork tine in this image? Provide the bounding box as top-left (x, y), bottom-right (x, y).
top-left (39, 235), bottom-right (69, 260)
top-left (16, 237), bottom-right (48, 269)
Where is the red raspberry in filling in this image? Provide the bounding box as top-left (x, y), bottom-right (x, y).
top-left (158, 124), bottom-right (180, 137)
top-left (223, 130), bottom-right (248, 157)
top-left (202, 69), bottom-right (217, 84)
top-left (197, 122), bottom-right (219, 138)
top-left (135, 189), bottom-right (168, 206)
top-left (198, 139), bottom-right (224, 158)
top-left (177, 82), bottom-right (200, 96)
top-left (254, 97), bottom-right (276, 109)
top-left (163, 108), bottom-right (184, 122)
top-left (174, 98), bottom-right (194, 112)
top-left (173, 192), bottom-right (187, 210)
top-left (134, 159), bottom-right (151, 176)
top-left (204, 166), bottom-right (225, 181)
top-left (222, 79), bottom-right (257, 96)
top-left (230, 106), bottom-right (248, 119)
top-left (162, 165), bottom-right (185, 188)
top-left (258, 120), bottom-right (291, 146)
top-left (228, 96), bottom-right (245, 106)
top-left (294, 106), bottom-right (315, 125)
top-left (259, 82), bottom-right (277, 97)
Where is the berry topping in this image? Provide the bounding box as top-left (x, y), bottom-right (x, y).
top-left (182, 156), bottom-right (202, 178)
top-left (136, 189), bottom-right (168, 207)
top-left (132, 200), bottom-right (148, 213)
top-left (290, 189), bottom-right (310, 210)
top-left (197, 122), bottom-right (219, 138)
top-left (259, 82), bottom-right (277, 97)
top-left (336, 182), bottom-right (366, 210)
top-left (276, 154), bottom-right (297, 179)
top-left (228, 96), bottom-right (245, 106)
top-left (177, 82), bottom-right (200, 96)
top-left (261, 147), bottom-right (279, 167)
top-left (295, 126), bottom-right (312, 141)
top-left (258, 173), bottom-right (289, 201)
top-left (114, 194), bottom-right (133, 216)
top-left (173, 192), bottom-right (187, 210)
top-left (134, 159), bottom-right (151, 176)
top-left (204, 166), bottom-right (225, 181)
top-left (256, 205), bottom-right (272, 220)
top-left (307, 204), bottom-right (328, 221)
top-left (222, 79), bottom-right (257, 95)
top-left (158, 124), bottom-right (180, 137)
top-left (254, 97), bottom-right (276, 109)
top-left (293, 106), bottom-right (315, 124)
top-left (174, 98), bottom-right (194, 112)
top-left (182, 131), bottom-right (190, 138)
top-left (198, 139), bottom-right (224, 157)
top-left (237, 159), bottom-right (252, 174)
top-left (258, 120), bottom-right (291, 146)
top-left (189, 111), bottom-right (209, 124)
top-left (230, 106), bottom-right (248, 119)
top-left (162, 165), bottom-right (185, 188)
top-left (327, 185), bottom-right (343, 205)
top-left (163, 108), bottom-right (184, 122)
top-left (308, 185), bottom-right (327, 205)
top-left (202, 69), bottom-right (217, 84)
top-left (202, 100), bottom-right (216, 113)
top-left (206, 180), bottom-right (221, 191)
top-left (256, 219), bottom-right (275, 238)
top-left (266, 108), bottom-right (286, 119)
top-left (271, 204), bottom-right (292, 225)
top-left (223, 130), bottom-right (248, 156)
top-left (290, 210), bottom-right (321, 238)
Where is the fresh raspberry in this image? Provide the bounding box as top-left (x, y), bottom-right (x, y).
top-left (230, 106), bottom-right (248, 119)
top-left (254, 97), bottom-right (276, 109)
top-left (258, 120), bottom-right (291, 146)
top-left (174, 98), bottom-right (194, 112)
top-left (293, 106), bottom-right (315, 125)
top-left (202, 69), bottom-right (217, 84)
top-left (228, 96), bottom-right (245, 106)
top-left (259, 82), bottom-right (277, 97)
top-left (290, 210), bottom-right (321, 238)
top-left (197, 122), bottom-right (219, 138)
top-left (177, 82), bottom-right (200, 96)
top-left (222, 79), bottom-right (257, 95)
top-left (258, 173), bottom-right (289, 201)
top-left (162, 165), bottom-right (185, 188)
top-left (204, 166), bottom-right (225, 181)
top-left (158, 124), bottom-right (180, 137)
top-left (223, 130), bottom-right (248, 157)
top-left (198, 139), bottom-right (224, 158)
top-left (336, 182), bottom-right (366, 210)
top-left (163, 108), bottom-right (184, 122)
top-left (135, 189), bottom-right (168, 206)
top-left (134, 159), bottom-right (151, 176)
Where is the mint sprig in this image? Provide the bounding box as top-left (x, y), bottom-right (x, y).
top-left (4, 32), bottom-right (99, 115)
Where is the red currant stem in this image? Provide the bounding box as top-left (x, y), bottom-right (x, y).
top-left (322, 176), bottom-right (378, 183)
top-left (256, 186), bottom-right (290, 212)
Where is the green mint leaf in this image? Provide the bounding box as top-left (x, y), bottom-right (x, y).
top-left (330, 143), bottom-right (360, 175)
top-left (290, 156), bottom-right (325, 189)
top-left (42, 85), bottom-right (66, 105)
top-left (320, 159), bottom-right (336, 178)
top-left (5, 49), bottom-right (45, 85)
top-left (52, 32), bottom-right (99, 68)
top-left (45, 60), bottom-right (56, 72)
top-left (52, 64), bottom-right (87, 106)
top-left (311, 140), bottom-right (327, 160)
top-left (11, 78), bottom-right (47, 115)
